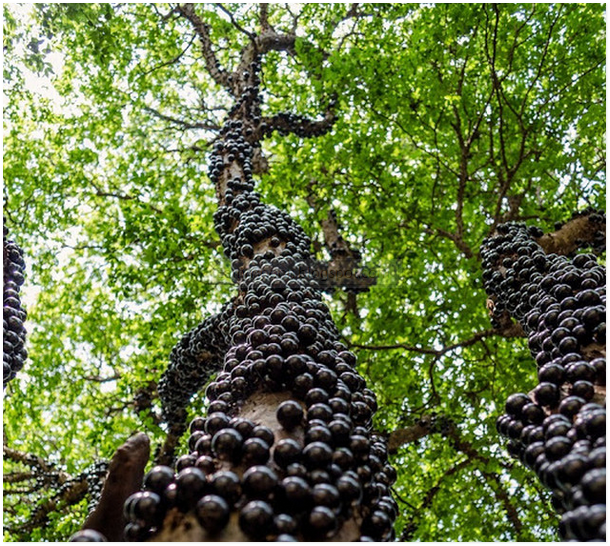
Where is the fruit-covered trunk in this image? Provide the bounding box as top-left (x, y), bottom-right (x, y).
top-left (481, 216), bottom-right (606, 541)
top-left (107, 11), bottom-right (399, 542)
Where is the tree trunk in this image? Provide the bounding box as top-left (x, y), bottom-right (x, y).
top-left (73, 6), bottom-right (400, 542)
top-left (3, 223), bottom-right (28, 388)
top-left (481, 215), bottom-right (606, 541)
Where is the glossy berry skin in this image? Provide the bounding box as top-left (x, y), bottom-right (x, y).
top-left (211, 428), bottom-right (243, 461)
top-left (581, 468), bottom-right (606, 504)
top-left (281, 476), bottom-right (311, 511)
top-left (242, 465), bottom-right (279, 499)
top-left (276, 400), bottom-right (304, 430)
top-left (175, 468), bottom-right (207, 510)
top-left (303, 441), bottom-right (333, 468)
top-left (274, 513), bottom-right (298, 535)
top-left (273, 438), bottom-right (302, 468)
top-left (210, 470), bottom-right (242, 505)
top-left (242, 437), bottom-right (271, 466)
top-left (130, 491), bottom-right (161, 525)
top-left (239, 500), bottom-right (274, 539)
top-left (307, 506), bottom-right (337, 538)
top-left (482, 219), bottom-right (606, 542)
top-left (143, 466), bottom-right (175, 495)
top-left (337, 474), bottom-right (362, 503)
top-left (195, 495), bottom-right (230, 533)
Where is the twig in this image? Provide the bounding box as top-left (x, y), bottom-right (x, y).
top-left (144, 105), bottom-right (220, 131)
top-left (215, 3), bottom-right (255, 40)
top-left (350, 327), bottom-right (523, 357)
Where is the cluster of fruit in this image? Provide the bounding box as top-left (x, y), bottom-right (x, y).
top-left (3, 223), bottom-right (27, 387)
top-left (482, 221), bottom-right (606, 541)
top-left (135, 68), bottom-right (396, 539)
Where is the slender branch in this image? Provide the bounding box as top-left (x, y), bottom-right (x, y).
top-left (143, 105), bottom-right (220, 131)
top-left (401, 457), bottom-right (472, 540)
top-left (83, 374), bottom-right (121, 383)
top-left (139, 34), bottom-right (196, 78)
top-left (176, 3), bottom-right (231, 89)
top-left (425, 226), bottom-right (474, 260)
top-left (520, 5), bottom-right (562, 116)
top-left (479, 470), bottom-right (524, 535)
top-left (350, 327), bottom-right (524, 358)
top-left (215, 3), bottom-right (255, 40)
top-left (88, 179), bottom-right (163, 214)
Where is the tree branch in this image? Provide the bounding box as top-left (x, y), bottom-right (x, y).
top-left (17, 479), bottom-right (89, 537)
top-left (176, 3), bottom-right (231, 89)
top-left (88, 179), bottom-right (163, 214)
top-left (400, 457), bottom-right (472, 540)
top-left (215, 3), bottom-right (256, 40)
top-left (424, 226), bottom-right (474, 260)
top-left (388, 415), bottom-right (434, 452)
top-left (535, 210), bottom-right (605, 256)
top-left (258, 107), bottom-right (337, 140)
top-left (259, 3), bottom-right (270, 32)
top-left (143, 104), bottom-right (220, 131)
top-left (82, 433), bottom-right (150, 541)
top-left (479, 470), bottom-right (524, 535)
top-left (350, 327), bottom-right (523, 358)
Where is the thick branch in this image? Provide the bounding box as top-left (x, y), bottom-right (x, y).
top-left (18, 479), bottom-right (89, 537)
top-left (535, 211), bottom-right (605, 255)
top-left (158, 305), bottom-right (231, 429)
top-left (388, 415), bottom-right (434, 452)
top-left (3, 445), bottom-right (70, 483)
top-left (310, 207), bottom-right (376, 296)
top-left (4, 471), bottom-right (36, 484)
top-left (83, 433), bottom-right (150, 541)
top-left (259, 108), bottom-right (337, 140)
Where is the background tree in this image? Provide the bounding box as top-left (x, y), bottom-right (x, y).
top-left (3, 3), bottom-right (605, 541)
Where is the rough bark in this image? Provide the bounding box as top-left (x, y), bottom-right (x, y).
top-left (83, 433), bottom-right (150, 541)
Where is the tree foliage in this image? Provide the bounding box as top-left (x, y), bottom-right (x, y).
top-left (3, 3), bottom-right (605, 541)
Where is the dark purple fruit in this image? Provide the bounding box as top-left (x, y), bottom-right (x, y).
top-left (239, 500), bottom-right (274, 539)
top-left (242, 465), bottom-right (279, 499)
top-left (195, 494), bottom-right (230, 534)
top-left (277, 400), bottom-right (304, 430)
